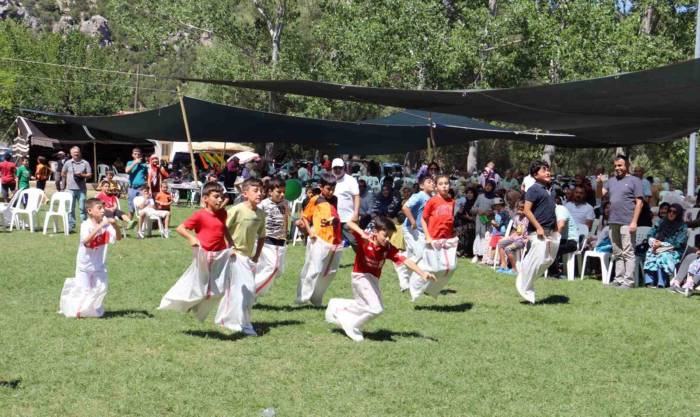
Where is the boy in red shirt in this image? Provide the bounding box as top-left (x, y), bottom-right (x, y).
top-left (96, 181), bottom-right (130, 223)
top-left (159, 182), bottom-right (236, 324)
top-left (410, 174), bottom-right (459, 301)
top-left (326, 217), bottom-right (435, 342)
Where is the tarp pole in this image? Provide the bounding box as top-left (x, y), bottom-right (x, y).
top-left (688, 0), bottom-right (700, 197)
top-left (92, 139), bottom-right (97, 184)
top-left (177, 86), bottom-right (199, 184)
top-left (428, 112), bottom-right (437, 161)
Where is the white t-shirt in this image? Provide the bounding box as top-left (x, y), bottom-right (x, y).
top-left (76, 220), bottom-right (116, 273)
top-left (564, 201), bottom-right (595, 229)
top-left (334, 173), bottom-right (359, 222)
top-left (522, 175), bottom-right (536, 192)
top-left (555, 205), bottom-right (579, 241)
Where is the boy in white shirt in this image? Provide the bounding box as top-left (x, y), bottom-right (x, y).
top-left (59, 198), bottom-right (122, 317)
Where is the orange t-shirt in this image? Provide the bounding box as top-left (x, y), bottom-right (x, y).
top-left (303, 195), bottom-right (341, 245)
top-left (155, 192), bottom-right (173, 211)
top-left (422, 194), bottom-right (455, 239)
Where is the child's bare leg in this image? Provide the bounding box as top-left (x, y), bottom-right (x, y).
top-left (164, 213), bottom-right (170, 229)
top-left (507, 251), bottom-right (518, 272)
top-left (498, 246), bottom-right (507, 268)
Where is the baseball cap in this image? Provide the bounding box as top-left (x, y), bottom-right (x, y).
top-left (491, 197), bottom-right (505, 207)
top-left (331, 158), bottom-right (344, 168)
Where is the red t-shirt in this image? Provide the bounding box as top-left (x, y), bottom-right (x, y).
top-left (182, 208), bottom-right (228, 251)
top-left (96, 192), bottom-right (118, 210)
top-left (0, 161), bottom-right (16, 185)
top-left (352, 231), bottom-right (404, 278)
top-left (422, 194), bottom-right (455, 239)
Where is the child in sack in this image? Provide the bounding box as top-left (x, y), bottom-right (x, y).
top-left (409, 174), bottom-right (459, 301)
top-left (254, 177), bottom-right (290, 297)
top-left (216, 178), bottom-right (266, 336)
top-left (297, 174), bottom-right (343, 306)
top-left (159, 182), bottom-right (235, 324)
top-left (59, 198), bottom-right (122, 318)
top-left (326, 217), bottom-right (435, 342)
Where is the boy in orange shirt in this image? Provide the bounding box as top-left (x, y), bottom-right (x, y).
top-left (296, 174), bottom-right (343, 306)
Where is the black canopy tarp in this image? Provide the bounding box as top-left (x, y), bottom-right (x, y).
top-left (179, 58), bottom-right (700, 145)
top-left (17, 116), bottom-right (151, 147)
top-left (24, 96), bottom-right (576, 154)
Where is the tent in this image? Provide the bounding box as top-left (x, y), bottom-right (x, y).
top-left (179, 57), bottom-right (700, 146)
top-left (24, 96), bottom-right (574, 155)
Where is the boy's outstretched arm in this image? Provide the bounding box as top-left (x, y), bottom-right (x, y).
top-left (345, 220), bottom-right (369, 240)
top-left (176, 224), bottom-right (199, 247)
top-left (401, 258), bottom-right (436, 282)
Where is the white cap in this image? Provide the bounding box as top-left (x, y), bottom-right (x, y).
top-left (331, 158), bottom-right (345, 168)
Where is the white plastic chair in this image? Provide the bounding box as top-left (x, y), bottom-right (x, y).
top-left (43, 191), bottom-right (73, 235)
top-left (133, 195), bottom-right (164, 238)
top-left (632, 226), bottom-right (653, 286)
top-left (686, 228), bottom-right (700, 250)
top-left (97, 164), bottom-right (110, 183)
top-left (686, 207), bottom-right (700, 222)
top-left (0, 190), bottom-right (21, 229)
top-left (589, 218), bottom-right (600, 237)
top-left (581, 250), bottom-right (613, 284)
top-left (290, 194), bottom-right (306, 246)
top-left (562, 228), bottom-right (588, 281)
top-left (10, 189), bottom-right (46, 232)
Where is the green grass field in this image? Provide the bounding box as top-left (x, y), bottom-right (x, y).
top-left (2, 204), bottom-right (700, 416)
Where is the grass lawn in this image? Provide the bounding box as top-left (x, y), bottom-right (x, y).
top-left (1, 204), bottom-right (700, 416)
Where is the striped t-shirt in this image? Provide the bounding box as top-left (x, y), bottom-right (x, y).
top-left (260, 198), bottom-right (289, 241)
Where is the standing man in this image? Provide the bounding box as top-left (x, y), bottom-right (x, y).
top-left (61, 146), bottom-right (92, 230)
top-left (599, 155), bottom-right (643, 290)
top-left (125, 147), bottom-right (148, 222)
top-left (332, 157), bottom-right (360, 252)
top-left (633, 166), bottom-right (652, 204)
top-left (54, 150), bottom-right (66, 191)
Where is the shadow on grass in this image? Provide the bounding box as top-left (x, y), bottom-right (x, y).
top-left (0, 379), bottom-right (21, 389)
top-left (183, 320), bottom-right (304, 341)
top-left (339, 263), bottom-right (354, 269)
top-left (331, 328), bottom-right (438, 342)
top-left (520, 295), bottom-right (570, 306)
top-left (439, 289), bottom-right (457, 295)
top-left (253, 303), bottom-right (325, 312)
top-left (414, 302), bottom-right (473, 313)
top-left (102, 309), bottom-right (154, 319)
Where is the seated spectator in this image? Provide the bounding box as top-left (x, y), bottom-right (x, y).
top-left (358, 179), bottom-right (374, 228)
top-left (136, 185), bottom-right (171, 239)
top-left (496, 200), bottom-right (528, 274)
top-left (482, 198), bottom-right (509, 265)
top-left (372, 183), bottom-right (401, 220)
top-left (642, 203), bottom-right (687, 288)
top-left (547, 197), bottom-right (580, 278)
top-left (654, 202), bottom-right (670, 226)
top-left (103, 170), bottom-right (121, 197)
top-left (564, 186), bottom-right (595, 232)
top-left (669, 249), bottom-right (700, 296)
top-left (588, 201), bottom-right (612, 252)
top-left (456, 187), bottom-right (477, 258)
top-left (96, 181), bottom-right (130, 223)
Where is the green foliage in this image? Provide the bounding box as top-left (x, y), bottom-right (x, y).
top-left (0, 0), bottom-right (698, 182)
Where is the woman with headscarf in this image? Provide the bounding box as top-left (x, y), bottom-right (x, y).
top-left (470, 180), bottom-right (496, 262)
top-left (371, 183), bottom-right (402, 219)
top-left (456, 187), bottom-right (478, 258)
top-left (642, 203), bottom-right (687, 288)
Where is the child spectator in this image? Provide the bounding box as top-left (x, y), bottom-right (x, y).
top-left (497, 200), bottom-right (529, 274)
top-left (147, 155), bottom-right (169, 195)
top-left (254, 177), bottom-right (290, 297)
top-left (326, 217), bottom-right (435, 342)
top-left (0, 153), bottom-right (16, 202)
top-left (96, 181), bottom-right (130, 224)
top-left (409, 174), bottom-right (458, 300)
top-left (396, 175), bottom-right (435, 292)
top-left (297, 174), bottom-right (343, 306)
top-left (217, 178), bottom-right (266, 336)
top-left (135, 185), bottom-right (171, 238)
top-left (103, 170), bottom-right (121, 197)
top-left (482, 197), bottom-right (510, 265)
top-left (15, 157), bottom-right (30, 193)
top-left (154, 182), bottom-right (173, 222)
top-left (59, 198), bottom-right (122, 317)
top-left (34, 156), bottom-right (51, 190)
top-left (160, 182), bottom-right (236, 324)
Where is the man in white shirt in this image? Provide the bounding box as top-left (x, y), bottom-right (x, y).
top-left (633, 166), bottom-right (652, 203)
top-left (564, 186), bottom-right (595, 232)
top-left (332, 157), bottom-right (360, 251)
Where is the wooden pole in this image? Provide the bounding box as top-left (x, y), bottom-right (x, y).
top-left (133, 65), bottom-right (140, 112)
top-left (177, 86), bottom-right (199, 183)
top-left (92, 139), bottom-right (97, 185)
top-left (428, 112), bottom-right (438, 161)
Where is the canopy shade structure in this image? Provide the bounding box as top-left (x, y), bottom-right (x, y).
top-left (24, 96), bottom-right (577, 154)
top-left (179, 58), bottom-right (700, 146)
top-left (16, 116), bottom-right (151, 148)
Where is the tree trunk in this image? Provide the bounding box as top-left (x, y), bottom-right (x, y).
top-left (467, 141), bottom-right (478, 174)
top-left (488, 0), bottom-right (498, 16)
top-left (639, 5), bottom-right (658, 35)
top-left (615, 146), bottom-right (625, 156)
top-left (542, 144), bottom-right (556, 166)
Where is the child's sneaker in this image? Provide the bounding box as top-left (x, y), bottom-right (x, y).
top-left (136, 230), bottom-right (145, 239)
top-left (242, 326), bottom-right (258, 337)
top-left (163, 229), bottom-right (170, 239)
